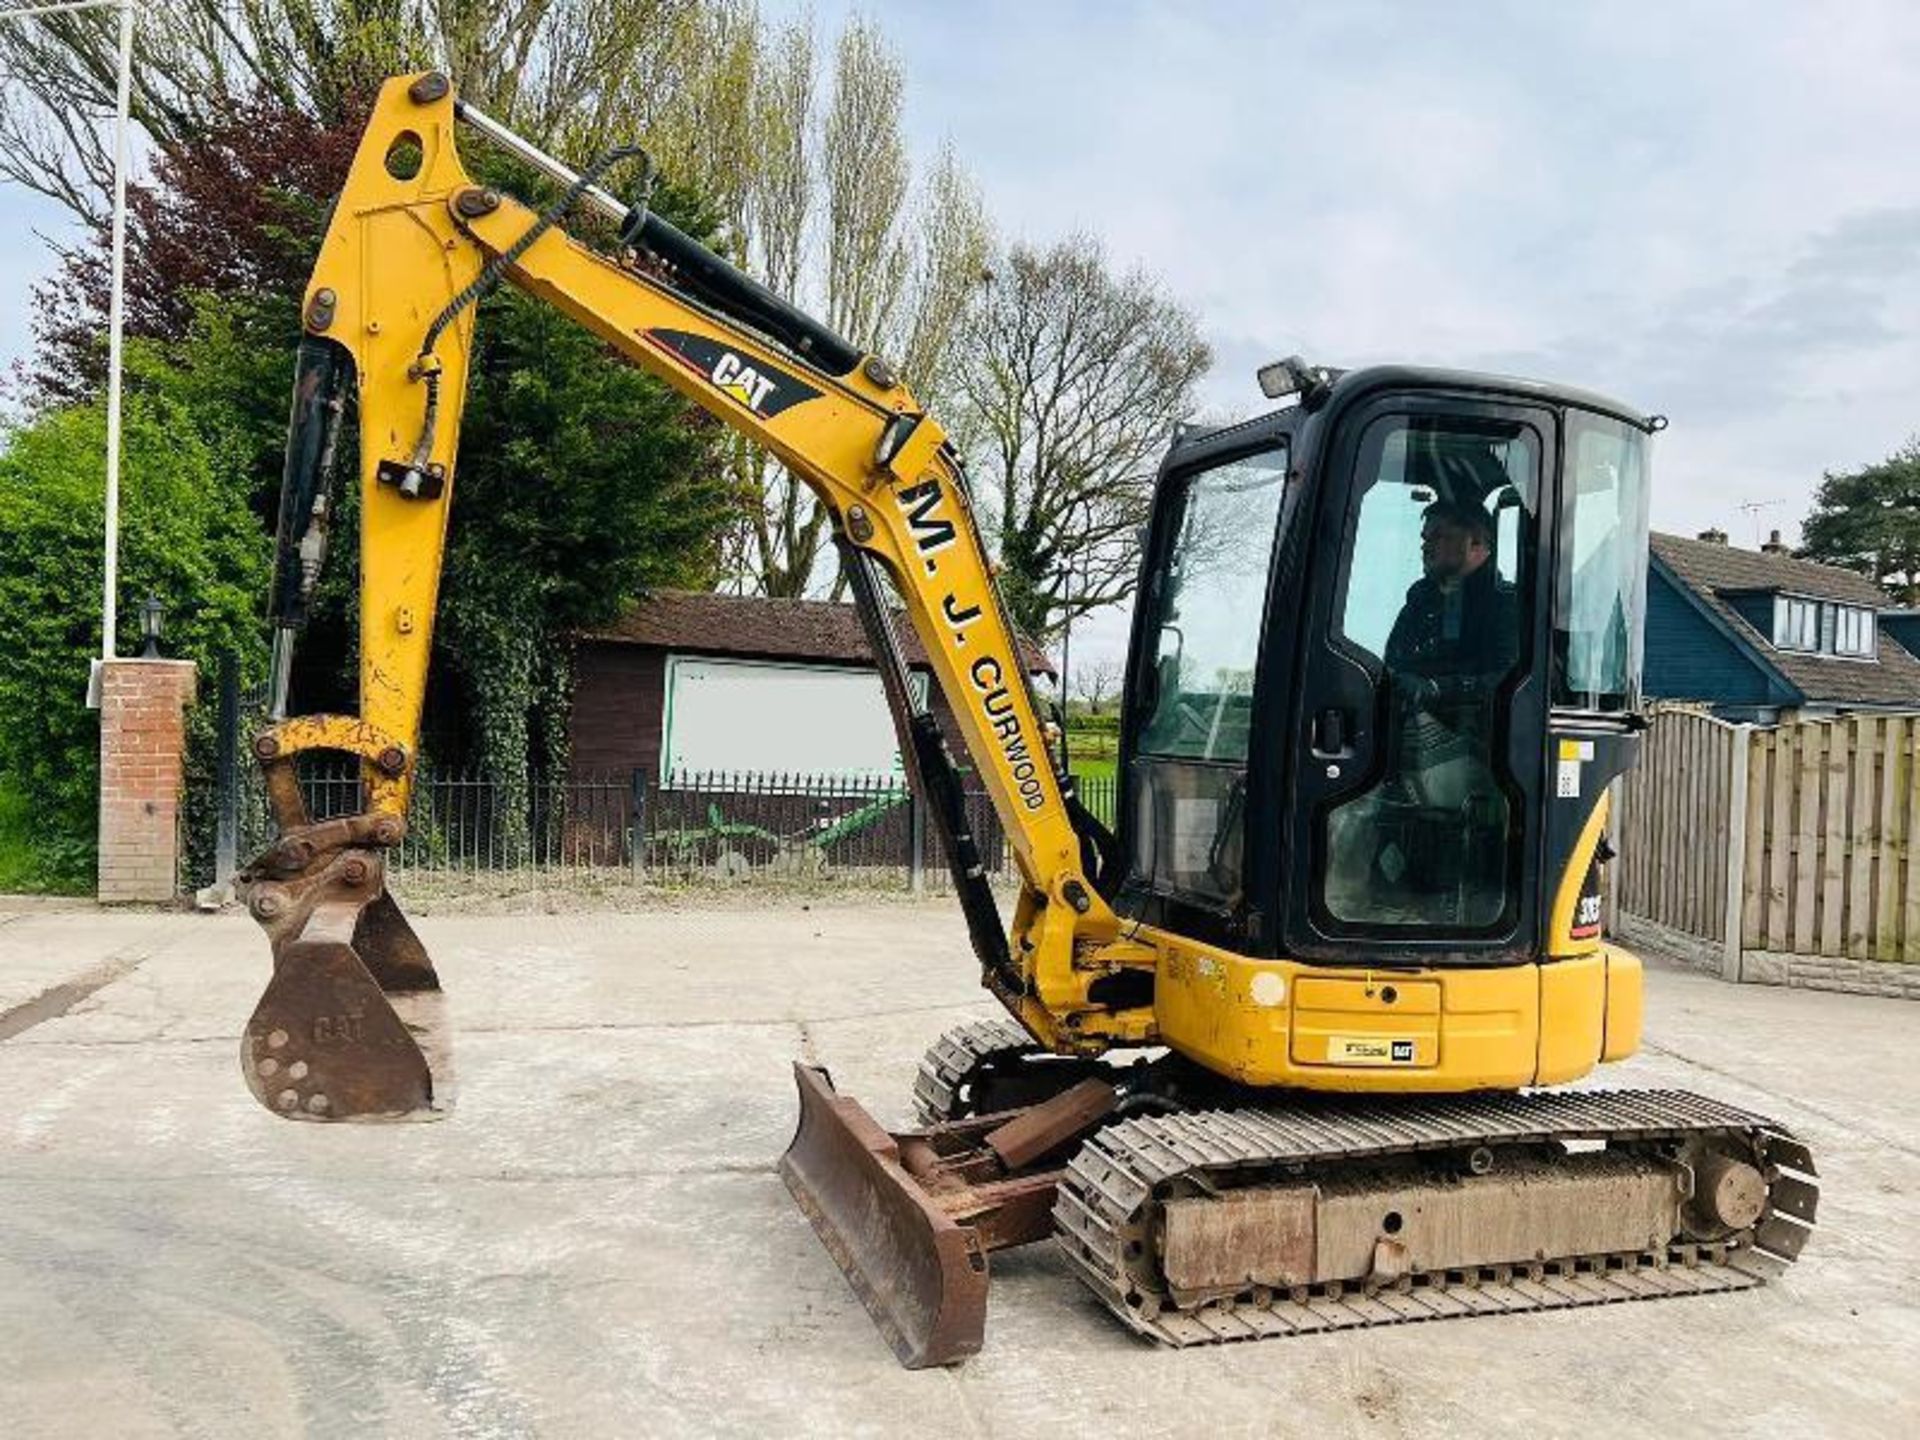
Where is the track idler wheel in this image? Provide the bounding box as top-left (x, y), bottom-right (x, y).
top-left (241, 835), bottom-right (450, 1122)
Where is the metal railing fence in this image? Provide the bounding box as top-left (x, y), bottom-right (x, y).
top-left (197, 760), bottom-right (1119, 893)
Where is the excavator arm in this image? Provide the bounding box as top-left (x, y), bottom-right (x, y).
top-left (241, 71), bottom-right (1144, 1129)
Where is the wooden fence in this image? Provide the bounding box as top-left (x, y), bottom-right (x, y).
top-left (1614, 706), bottom-right (1920, 977)
top-left (1741, 713), bottom-right (1920, 963)
top-left (1614, 706), bottom-right (1744, 958)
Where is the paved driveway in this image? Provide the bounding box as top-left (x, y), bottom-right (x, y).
top-left (1, 899), bottom-right (1915, 1438)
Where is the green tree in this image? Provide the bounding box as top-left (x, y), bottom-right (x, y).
top-left (0, 358), bottom-right (268, 887)
top-left (1799, 439), bottom-right (1920, 603)
top-left (437, 283), bottom-right (732, 849)
top-left (14, 92), bottom-right (736, 872)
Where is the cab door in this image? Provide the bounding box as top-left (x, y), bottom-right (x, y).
top-left (1116, 424), bottom-right (1295, 949)
top-left (1283, 393), bottom-right (1557, 961)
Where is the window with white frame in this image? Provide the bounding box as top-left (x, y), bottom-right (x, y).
top-left (1834, 604), bottom-right (1875, 657)
top-left (1774, 596), bottom-right (1819, 651)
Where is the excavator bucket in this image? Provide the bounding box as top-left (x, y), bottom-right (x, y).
top-left (780, 1065), bottom-right (990, 1368)
top-left (241, 847), bottom-right (452, 1122)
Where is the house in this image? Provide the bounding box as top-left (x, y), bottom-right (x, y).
top-left (1646, 529), bottom-right (1920, 722)
top-left (566, 590), bottom-right (1056, 784)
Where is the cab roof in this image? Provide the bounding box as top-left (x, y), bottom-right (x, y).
top-left (1175, 364), bottom-right (1655, 451)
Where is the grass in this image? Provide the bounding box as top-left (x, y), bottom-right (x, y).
top-left (1065, 719), bottom-right (1118, 783)
top-left (0, 773), bottom-right (89, 895)
top-left (0, 774), bottom-right (41, 892)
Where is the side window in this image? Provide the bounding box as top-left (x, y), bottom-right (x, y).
top-left (1320, 415), bottom-right (1538, 932)
top-left (1137, 449), bottom-right (1290, 762)
top-left (1129, 445), bottom-right (1288, 907)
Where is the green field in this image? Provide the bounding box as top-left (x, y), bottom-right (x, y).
top-left (1065, 716), bottom-right (1119, 782)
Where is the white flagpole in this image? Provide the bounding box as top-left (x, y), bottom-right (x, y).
top-left (2, 0), bottom-right (139, 680)
top-left (101, 0), bottom-right (134, 659)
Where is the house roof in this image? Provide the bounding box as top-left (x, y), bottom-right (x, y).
top-left (1650, 532), bottom-right (1920, 706)
top-left (581, 589), bottom-right (1056, 676)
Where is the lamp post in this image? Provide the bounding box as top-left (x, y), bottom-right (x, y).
top-left (4, 0), bottom-right (139, 678)
top-left (139, 591), bottom-right (163, 657)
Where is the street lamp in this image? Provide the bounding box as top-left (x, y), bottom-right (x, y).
top-left (4, 0), bottom-right (140, 688)
top-left (139, 591), bottom-right (163, 657)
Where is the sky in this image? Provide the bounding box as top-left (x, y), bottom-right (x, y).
top-left (764, 0), bottom-right (1920, 658)
top-left (4, 1), bottom-right (1919, 664)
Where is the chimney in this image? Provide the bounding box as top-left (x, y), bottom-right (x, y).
top-left (1761, 529), bottom-right (1788, 556)
top-left (1697, 527), bottom-right (1728, 545)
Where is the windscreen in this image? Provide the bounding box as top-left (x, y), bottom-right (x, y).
top-left (1555, 413), bottom-right (1650, 711)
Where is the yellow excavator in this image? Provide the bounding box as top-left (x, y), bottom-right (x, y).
top-left (238, 73), bottom-right (1817, 1367)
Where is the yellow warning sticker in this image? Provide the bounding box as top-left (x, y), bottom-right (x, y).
top-left (1328, 1036), bottom-right (1417, 1065)
top-left (1557, 738), bottom-right (1596, 761)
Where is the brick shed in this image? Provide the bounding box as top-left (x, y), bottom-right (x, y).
top-left (567, 591), bottom-right (1055, 786)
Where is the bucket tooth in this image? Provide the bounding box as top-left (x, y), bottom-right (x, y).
top-left (779, 1064), bottom-right (990, 1368)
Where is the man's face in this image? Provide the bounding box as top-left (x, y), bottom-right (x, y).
top-left (1421, 518), bottom-right (1489, 582)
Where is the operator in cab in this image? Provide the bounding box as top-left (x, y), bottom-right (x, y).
top-left (1334, 494), bottom-right (1522, 928)
top-left (1384, 497), bottom-right (1517, 687)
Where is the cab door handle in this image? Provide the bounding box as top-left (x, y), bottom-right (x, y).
top-left (1311, 706), bottom-right (1352, 758)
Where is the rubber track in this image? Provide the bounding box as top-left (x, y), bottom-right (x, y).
top-left (1053, 1088), bottom-right (1819, 1345)
top-left (911, 1018), bottom-right (1037, 1124)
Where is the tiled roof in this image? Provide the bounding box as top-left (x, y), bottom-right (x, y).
top-left (580, 589), bottom-right (1056, 675)
top-left (1651, 533), bottom-right (1920, 706)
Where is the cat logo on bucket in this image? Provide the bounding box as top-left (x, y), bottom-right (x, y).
top-left (1329, 1036), bottom-right (1418, 1066)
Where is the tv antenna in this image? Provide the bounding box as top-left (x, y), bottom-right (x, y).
top-left (1736, 499), bottom-right (1786, 547)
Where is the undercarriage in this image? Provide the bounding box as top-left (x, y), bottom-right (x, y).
top-left (781, 1022), bottom-right (1818, 1367)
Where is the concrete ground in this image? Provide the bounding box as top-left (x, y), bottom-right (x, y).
top-left (1, 897), bottom-right (1915, 1440)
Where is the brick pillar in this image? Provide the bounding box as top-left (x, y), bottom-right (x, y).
top-left (96, 658), bottom-right (198, 903)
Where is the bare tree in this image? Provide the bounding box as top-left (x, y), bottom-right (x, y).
top-left (957, 233), bottom-right (1211, 642)
top-left (0, 0), bottom-right (701, 226)
top-left (1, 1), bottom-right (992, 600)
top-left (652, 11), bottom-right (990, 599)
top-left (1071, 656), bottom-right (1124, 716)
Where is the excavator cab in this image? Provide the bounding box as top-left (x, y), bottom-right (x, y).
top-left (1119, 369), bottom-right (1654, 964)
top-left (239, 76), bottom-right (1815, 1372)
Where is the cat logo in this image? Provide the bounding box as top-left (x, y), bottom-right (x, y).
top-left (710, 351), bottom-right (776, 414)
top-left (1329, 1036), bottom-right (1418, 1065)
top-left (641, 327), bottom-right (822, 420)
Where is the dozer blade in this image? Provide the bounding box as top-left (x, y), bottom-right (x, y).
top-left (242, 851), bottom-right (452, 1122)
top-left (779, 1064), bottom-right (989, 1368)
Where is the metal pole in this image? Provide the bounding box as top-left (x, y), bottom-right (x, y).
top-left (454, 101), bottom-right (629, 228)
top-left (100, 0), bottom-right (133, 659)
top-left (0, 0), bottom-right (134, 665)
top-left (213, 652), bottom-right (239, 886)
top-left (1057, 562), bottom-right (1073, 777)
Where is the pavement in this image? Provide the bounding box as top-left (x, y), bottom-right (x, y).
top-left (1, 896), bottom-right (1916, 1439)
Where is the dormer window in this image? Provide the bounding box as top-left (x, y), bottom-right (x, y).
top-left (1774, 596), bottom-right (1819, 651)
top-left (1834, 604), bottom-right (1875, 657)
top-left (1770, 595), bottom-right (1876, 657)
